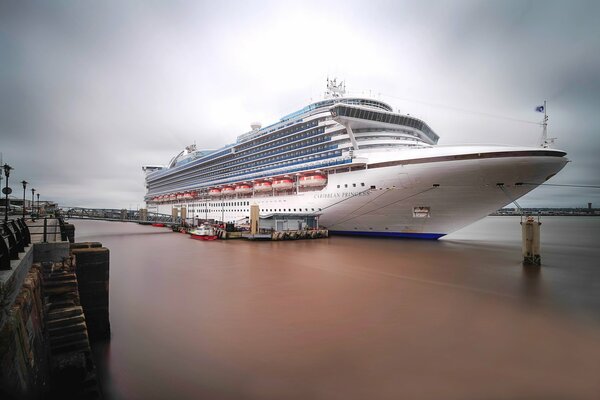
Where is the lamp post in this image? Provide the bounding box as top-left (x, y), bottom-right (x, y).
top-left (21, 180), bottom-right (28, 219)
top-left (3, 164), bottom-right (13, 223)
top-left (31, 188), bottom-right (35, 218)
top-left (37, 193), bottom-right (40, 216)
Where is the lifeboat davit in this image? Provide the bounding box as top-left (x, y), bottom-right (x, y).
top-left (272, 178), bottom-right (294, 190)
top-left (222, 186), bottom-right (235, 195)
top-left (253, 181), bottom-right (272, 192)
top-left (208, 188), bottom-right (222, 197)
top-left (235, 184), bottom-right (252, 194)
top-left (299, 174), bottom-right (327, 187)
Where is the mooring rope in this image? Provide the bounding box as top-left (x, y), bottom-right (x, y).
top-left (497, 184), bottom-right (524, 214)
top-left (519, 183), bottom-right (600, 189)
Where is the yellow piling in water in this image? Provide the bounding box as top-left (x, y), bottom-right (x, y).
top-left (521, 215), bottom-right (541, 266)
top-left (250, 204), bottom-right (259, 235)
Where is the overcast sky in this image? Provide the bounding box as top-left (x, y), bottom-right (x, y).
top-left (1, 0), bottom-right (599, 208)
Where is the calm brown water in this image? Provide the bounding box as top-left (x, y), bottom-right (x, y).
top-left (73, 217), bottom-right (600, 400)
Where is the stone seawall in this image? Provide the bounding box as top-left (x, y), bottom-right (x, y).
top-left (1, 223), bottom-right (110, 399)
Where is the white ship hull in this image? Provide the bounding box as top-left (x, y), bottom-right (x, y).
top-left (151, 145), bottom-right (568, 239)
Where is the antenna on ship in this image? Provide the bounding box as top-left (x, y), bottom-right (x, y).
top-left (537, 100), bottom-right (555, 148)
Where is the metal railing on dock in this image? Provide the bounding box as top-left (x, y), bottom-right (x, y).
top-left (0, 218), bottom-right (31, 270)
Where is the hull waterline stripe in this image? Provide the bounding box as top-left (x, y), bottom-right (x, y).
top-left (329, 230), bottom-right (445, 240)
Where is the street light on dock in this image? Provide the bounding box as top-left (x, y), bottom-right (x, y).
top-left (37, 193), bottom-right (40, 216)
top-left (31, 188), bottom-right (35, 219)
top-left (2, 164), bottom-right (13, 223)
top-left (21, 180), bottom-right (28, 219)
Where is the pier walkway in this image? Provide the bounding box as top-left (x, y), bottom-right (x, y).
top-left (61, 207), bottom-right (181, 225)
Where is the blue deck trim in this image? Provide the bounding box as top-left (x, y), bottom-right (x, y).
top-left (329, 230), bottom-right (445, 240)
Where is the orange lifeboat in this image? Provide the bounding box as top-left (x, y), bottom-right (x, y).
top-left (253, 181), bottom-right (272, 192)
top-left (272, 178), bottom-right (294, 190)
top-left (169, 194), bottom-right (176, 201)
top-left (208, 188), bottom-right (222, 197)
top-left (299, 174), bottom-right (327, 187)
top-left (183, 192), bottom-right (193, 199)
top-left (235, 184), bottom-right (252, 194)
top-left (222, 186), bottom-right (235, 195)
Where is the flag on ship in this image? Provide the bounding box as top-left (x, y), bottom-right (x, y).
top-left (535, 105), bottom-right (545, 112)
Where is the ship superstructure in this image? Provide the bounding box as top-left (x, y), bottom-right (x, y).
top-left (143, 80), bottom-right (568, 238)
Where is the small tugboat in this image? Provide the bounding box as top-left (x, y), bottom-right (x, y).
top-left (189, 224), bottom-right (219, 241)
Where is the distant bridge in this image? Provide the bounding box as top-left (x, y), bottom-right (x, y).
top-left (59, 208), bottom-right (182, 225)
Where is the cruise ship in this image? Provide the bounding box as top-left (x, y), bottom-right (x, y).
top-left (143, 79), bottom-right (568, 239)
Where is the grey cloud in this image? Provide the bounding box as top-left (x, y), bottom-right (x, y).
top-left (1, 0), bottom-right (599, 208)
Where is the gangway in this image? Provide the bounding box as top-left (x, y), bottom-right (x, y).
top-left (59, 207), bottom-right (182, 226)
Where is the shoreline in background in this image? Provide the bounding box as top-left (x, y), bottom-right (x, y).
top-left (491, 207), bottom-right (598, 216)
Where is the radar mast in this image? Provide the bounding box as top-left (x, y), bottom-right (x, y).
top-left (325, 77), bottom-right (346, 99)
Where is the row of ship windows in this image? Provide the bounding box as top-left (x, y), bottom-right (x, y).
top-left (151, 119), bottom-right (323, 183)
top-left (236, 119), bottom-right (320, 152)
top-left (148, 157), bottom-right (353, 198)
top-left (151, 147), bottom-right (341, 192)
top-left (355, 136), bottom-right (421, 142)
top-left (232, 129), bottom-right (328, 165)
top-left (359, 143), bottom-right (425, 149)
top-left (187, 201), bottom-right (251, 207)
top-left (195, 156), bottom-right (350, 192)
top-left (172, 133), bottom-right (415, 191)
top-left (213, 144), bottom-right (336, 177)
top-left (237, 117), bottom-right (310, 145)
top-left (151, 127), bottom-right (329, 189)
top-left (188, 207), bottom-right (324, 213)
top-left (337, 183), bottom-right (367, 188)
top-left (161, 127), bottom-right (419, 191)
top-left (177, 150), bottom-right (340, 191)
top-left (237, 125), bottom-right (324, 158)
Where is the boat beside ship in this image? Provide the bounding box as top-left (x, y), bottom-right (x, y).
top-left (189, 224), bottom-right (218, 241)
top-left (142, 79), bottom-right (568, 239)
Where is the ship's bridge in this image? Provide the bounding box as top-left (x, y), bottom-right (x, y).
top-left (330, 104), bottom-right (439, 146)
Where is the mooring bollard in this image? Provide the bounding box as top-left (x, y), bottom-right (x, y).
top-left (521, 215), bottom-right (541, 266)
top-left (43, 217), bottom-right (48, 242)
